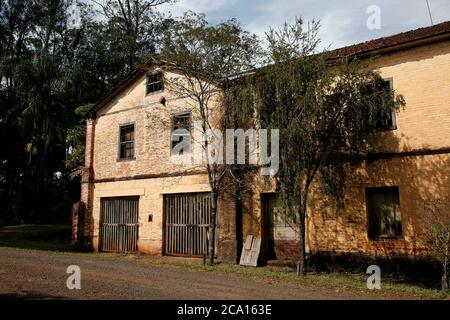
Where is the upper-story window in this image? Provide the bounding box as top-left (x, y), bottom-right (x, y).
top-left (119, 124), bottom-right (135, 160)
top-left (146, 71), bottom-right (164, 95)
top-left (366, 186), bottom-right (402, 239)
top-left (376, 79), bottom-right (396, 130)
top-left (171, 113), bottom-right (191, 155)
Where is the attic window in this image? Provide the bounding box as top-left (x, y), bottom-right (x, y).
top-left (146, 71), bottom-right (164, 94)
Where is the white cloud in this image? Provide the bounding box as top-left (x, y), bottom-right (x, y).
top-left (160, 0), bottom-right (237, 18)
top-left (158, 0), bottom-right (450, 51)
top-left (240, 0), bottom-right (362, 50)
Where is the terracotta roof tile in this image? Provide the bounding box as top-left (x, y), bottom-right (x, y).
top-left (326, 21), bottom-right (450, 60)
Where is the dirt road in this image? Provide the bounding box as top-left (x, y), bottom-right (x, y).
top-left (0, 247), bottom-right (387, 300)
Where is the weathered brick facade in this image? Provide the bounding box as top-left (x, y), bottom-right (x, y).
top-left (77, 66), bottom-right (236, 259)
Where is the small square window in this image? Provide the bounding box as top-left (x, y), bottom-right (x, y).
top-left (171, 113), bottom-right (191, 155)
top-left (146, 72), bottom-right (164, 94)
top-left (119, 124), bottom-right (135, 160)
top-left (366, 186), bottom-right (402, 239)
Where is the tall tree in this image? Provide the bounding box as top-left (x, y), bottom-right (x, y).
top-left (0, 0), bottom-right (76, 224)
top-left (0, 0), bottom-right (177, 224)
top-left (93, 0), bottom-right (174, 73)
top-left (233, 18), bottom-right (406, 275)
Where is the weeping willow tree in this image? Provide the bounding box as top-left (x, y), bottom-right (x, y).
top-left (231, 19), bottom-right (405, 275)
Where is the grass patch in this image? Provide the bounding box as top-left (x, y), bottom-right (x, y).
top-left (0, 224), bottom-right (72, 251)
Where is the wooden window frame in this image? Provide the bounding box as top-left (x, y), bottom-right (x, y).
top-left (376, 78), bottom-right (397, 131)
top-left (365, 186), bottom-right (403, 240)
top-left (170, 112), bottom-right (191, 156)
top-left (118, 123), bottom-right (135, 161)
top-left (146, 71), bottom-right (164, 95)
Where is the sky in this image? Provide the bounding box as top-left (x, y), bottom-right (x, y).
top-left (159, 0), bottom-right (450, 50)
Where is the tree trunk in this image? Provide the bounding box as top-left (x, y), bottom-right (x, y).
top-left (298, 203), bottom-right (307, 276)
top-left (442, 250), bottom-right (449, 292)
top-left (443, 232), bottom-right (449, 292)
top-left (442, 274), bottom-right (449, 292)
top-left (208, 190), bottom-right (218, 265)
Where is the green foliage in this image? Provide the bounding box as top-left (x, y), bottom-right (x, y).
top-left (94, 0), bottom-right (174, 70)
top-left (265, 18), bottom-right (320, 62)
top-left (65, 104), bottom-right (93, 180)
top-left (252, 21), bottom-right (404, 214)
top-left (0, 0), bottom-right (173, 225)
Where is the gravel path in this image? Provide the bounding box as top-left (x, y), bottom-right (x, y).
top-left (0, 247), bottom-right (387, 300)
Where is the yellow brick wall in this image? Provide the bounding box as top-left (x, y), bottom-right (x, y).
top-left (307, 40), bottom-right (450, 256)
top-left (93, 68), bottom-right (222, 180)
top-left (243, 155), bottom-right (450, 260)
top-left (368, 40), bottom-right (450, 152)
top-left (307, 153), bottom-right (450, 257)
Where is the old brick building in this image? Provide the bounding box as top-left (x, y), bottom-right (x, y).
top-left (247, 22), bottom-right (450, 266)
top-left (75, 22), bottom-right (450, 267)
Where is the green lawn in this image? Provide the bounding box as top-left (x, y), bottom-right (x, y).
top-left (0, 224), bottom-right (72, 251)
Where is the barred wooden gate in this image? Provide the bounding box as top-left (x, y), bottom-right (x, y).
top-left (164, 193), bottom-right (211, 257)
top-left (100, 197), bottom-right (139, 253)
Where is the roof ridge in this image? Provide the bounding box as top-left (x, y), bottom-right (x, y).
top-left (326, 20), bottom-right (450, 60)
top-left (89, 20), bottom-right (450, 116)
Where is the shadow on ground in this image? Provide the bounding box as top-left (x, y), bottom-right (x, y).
top-left (0, 224), bottom-right (72, 251)
top-left (0, 291), bottom-right (66, 300)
